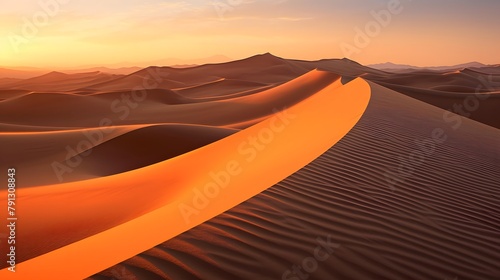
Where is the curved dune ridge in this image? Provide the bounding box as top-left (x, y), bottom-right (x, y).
top-left (91, 82), bottom-right (500, 280)
top-left (1, 53), bottom-right (498, 128)
top-left (0, 69), bottom-right (339, 130)
top-left (66, 124), bottom-right (239, 177)
top-left (0, 124), bottom-right (239, 187)
top-left (361, 68), bottom-right (500, 128)
top-left (0, 70), bottom-right (341, 188)
top-left (0, 54), bottom-right (498, 280)
top-left (0, 75), bottom-right (370, 279)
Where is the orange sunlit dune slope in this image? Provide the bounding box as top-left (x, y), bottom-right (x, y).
top-left (0, 76), bottom-right (371, 279)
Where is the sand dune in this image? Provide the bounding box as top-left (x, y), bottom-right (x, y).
top-left (173, 78), bottom-right (273, 99)
top-left (3, 54), bottom-right (497, 127)
top-left (0, 69), bottom-right (340, 130)
top-left (0, 54), bottom-right (498, 280)
top-left (359, 67), bottom-right (500, 128)
top-left (369, 81), bottom-right (500, 128)
top-left (90, 81), bottom-right (500, 280)
top-left (0, 75), bottom-right (370, 279)
top-left (85, 73), bottom-right (187, 92)
top-left (0, 124), bottom-right (238, 187)
top-left (0, 78), bottom-right (23, 88)
top-left (63, 124), bottom-right (238, 177)
top-left (0, 89), bottom-right (31, 101)
top-left (0, 68), bottom-right (344, 189)
top-left (88, 89), bottom-right (192, 104)
top-left (83, 53), bottom-right (304, 92)
top-left (1, 71), bottom-right (123, 92)
top-left (0, 68), bottom-right (344, 184)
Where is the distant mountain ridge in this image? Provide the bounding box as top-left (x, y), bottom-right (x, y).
top-left (368, 61), bottom-right (491, 71)
top-left (0, 53), bottom-right (498, 129)
top-left (1, 54), bottom-right (498, 82)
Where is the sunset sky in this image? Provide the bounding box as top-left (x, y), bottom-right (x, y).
top-left (0, 0), bottom-right (499, 68)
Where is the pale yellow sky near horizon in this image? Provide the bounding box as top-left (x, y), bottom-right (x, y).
top-left (0, 0), bottom-right (499, 68)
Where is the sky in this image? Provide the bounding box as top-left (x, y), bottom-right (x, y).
top-left (0, 0), bottom-right (499, 68)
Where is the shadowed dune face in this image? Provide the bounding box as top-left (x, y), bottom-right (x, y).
top-left (0, 67), bottom-right (339, 130)
top-left (65, 125), bottom-right (239, 177)
top-left (91, 82), bottom-right (500, 280)
top-left (361, 68), bottom-right (500, 128)
top-left (0, 71), bottom-right (369, 279)
top-left (1, 54), bottom-right (498, 128)
top-left (0, 69), bottom-right (341, 189)
top-left (0, 54), bottom-right (499, 279)
top-left (0, 125), bottom-right (239, 187)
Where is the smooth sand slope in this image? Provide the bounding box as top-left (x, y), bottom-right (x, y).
top-left (0, 68), bottom-right (339, 130)
top-left (360, 68), bottom-right (500, 128)
top-left (2, 53), bottom-right (497, 128)
top-left (0, 70), bottom-right (342, 188)
top-left (0, 74), bottom-right (370, 279)
top-left (91, 82), bottom-right (500, 280)
top-left (0, 54), bottom-right (498, 279)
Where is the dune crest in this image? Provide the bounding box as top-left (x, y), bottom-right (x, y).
top-left (92, 80), bottom-right (500, 280)
top-left (0, 55), bottom-right (498, 280)
top-left (0, 75), bottom-right (370, 279)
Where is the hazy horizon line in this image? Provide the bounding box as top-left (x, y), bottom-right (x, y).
top-left (1, 53), bottom-right (498, 72)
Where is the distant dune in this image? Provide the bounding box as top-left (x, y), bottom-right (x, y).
top-left (2, 53), bottom-right (497, 127)
top-left (0, 54), bottom-right (498, 279)
top-left (368, 61), bottom-right (490, 71)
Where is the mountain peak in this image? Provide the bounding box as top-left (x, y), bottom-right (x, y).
top-left (255, 52), bottom-right (282, 59)
top-left (340, 57), bottom-right (363, 65)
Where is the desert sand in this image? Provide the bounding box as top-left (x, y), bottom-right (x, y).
top-left (0, 54), bottom-right (498, 279)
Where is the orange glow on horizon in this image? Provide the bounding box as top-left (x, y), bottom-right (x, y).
top-left (0, 1), bottom-right (498, 68)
